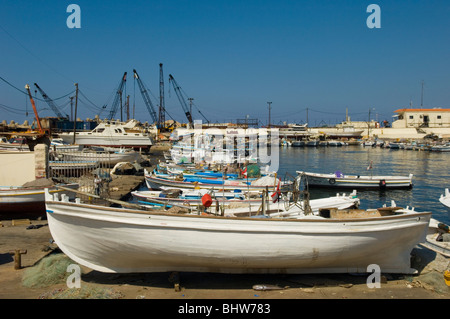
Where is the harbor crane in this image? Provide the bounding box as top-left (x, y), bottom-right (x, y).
top-left (34, 83), bottom-right (68, 119)
top-left (159, 63), bottom-right (166, 129)
top-left (107, 72), bottom-right (127, 120)
top-left (133, 69), bottom-right (159, 127)
top-left (168, 74), bottom-right (194, 128)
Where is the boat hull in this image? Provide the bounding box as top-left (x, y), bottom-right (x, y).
top-left (297, 171), bottom-right (413, 189)
top-left (0, 184), bottom-right (78, 216)
top-left (45, 193), bottom-right (430, 274)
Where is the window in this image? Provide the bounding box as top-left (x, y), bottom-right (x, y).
top-left (409, 115), bottom-right (414, 119)
top-left (437, 115), bottom-right (442, 119)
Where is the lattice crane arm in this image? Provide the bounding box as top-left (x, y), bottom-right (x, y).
top-left (107, 72), bottom-right (127, 120)
top-left (168, 74), bottom-right (193, 127)
top-left (34, 83), bottom-right (68, 119)
top-left (133, 69), bottom-right (159, 126)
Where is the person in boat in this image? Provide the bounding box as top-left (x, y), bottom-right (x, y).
top-left (94, 174), bottom-right (102, 196)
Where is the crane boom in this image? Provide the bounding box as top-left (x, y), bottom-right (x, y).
top-left (34, 83), bottom-right (68, 119)
top-left (133, 69), bottom-right (158, 126)
top-left (108, 72), bottom-right (127, 120)
top-left (168, 74), bottom-right (193, 127)
top-left (25, 84), bottom-right (44, 134)
top-left (159, 63), bottom-right (165, 129)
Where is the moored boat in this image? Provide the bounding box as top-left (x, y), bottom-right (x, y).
top-left (420, 218), bottom-right (450, 258)
top-left (0, 182), bottom-right (78, 216)
top-left (131, 188), bottom-right (360, 217)
top-left (439, 188), bottom-right (450, 209)
top-left (145, 168), bottom-right (292, 192)
top-left (297, 170), bottom-right (413, 189)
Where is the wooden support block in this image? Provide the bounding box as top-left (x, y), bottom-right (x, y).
top-left (12, 219), bottom-right (31, 226)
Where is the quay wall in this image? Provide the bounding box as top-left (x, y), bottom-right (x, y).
top-left (0, 144), bottom-right (48, 186)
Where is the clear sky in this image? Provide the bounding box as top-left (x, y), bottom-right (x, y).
top-left (1, 0), bottom-right (449, 127)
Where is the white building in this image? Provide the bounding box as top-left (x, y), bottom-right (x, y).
top-left (392, 108), bottom-right (450, 128)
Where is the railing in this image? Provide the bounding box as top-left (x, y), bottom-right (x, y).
top-left (49, 148), bottom-right (112, 203)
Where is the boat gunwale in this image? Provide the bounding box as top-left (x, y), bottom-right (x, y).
top-left (0, 183), bottom-right (79, 195)
top-left (45, 199), bottom-right (432, 223)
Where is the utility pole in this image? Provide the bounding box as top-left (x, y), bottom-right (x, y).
top-left (421, 80), bottom-right (424, 107)
top-left (159, 63), bottom-right (165, 129)
top-left (119, 91), bottom-right (123, 122)
top-left (72, 83), bottom-right (79, 144)
top-left (70, 96), bottom-right (74, 121)
top-left (126, 95), bottom-right (130, 121)
top-left (267, 102), bottom-right (272, 128)
top-left (188, 98), bottom-right (194, 119)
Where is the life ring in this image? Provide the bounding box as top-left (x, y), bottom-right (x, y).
top-left (329, 178), bottom-right (336, 185)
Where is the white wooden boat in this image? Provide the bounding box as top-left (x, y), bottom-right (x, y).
top-left (297, 171), bottom-right (413, 190)
top-left (439, 188), bottom-right (450, 209)
top-left (145, 169), bottom-right (292, 192)
top-left (58, 149), bottom-right (140, 165)
top-left (420, 218), bottom-right (450, 258)
top-left (430, 144), bottom-right (450, 152)
top-left (58, 119), bottom-right (153, 149)
top-left (0, 137), bottom-right (30, 151)
top-left (131, 189), bottom-right (360, 217)
top-left (50, 138), bottom-right (82, 151)
top-left (44, 189), bottom-right (431, 274)
top-left (0, 183), bottom-right (78, 215)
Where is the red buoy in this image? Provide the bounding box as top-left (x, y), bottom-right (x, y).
top-left (201, 193), bottom-right (213, 207)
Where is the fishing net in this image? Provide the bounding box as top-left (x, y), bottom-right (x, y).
top-left (246, 164), bottom-right (261, 178)
top-left (39, 286), bottom-right (124, 299)
top-left (22, 253), bottom-right (77, 288)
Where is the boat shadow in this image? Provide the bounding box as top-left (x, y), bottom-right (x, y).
top-left (0, 253), bottom-right (14, 266)
top-left (80, 270), bottom-right (386, 291)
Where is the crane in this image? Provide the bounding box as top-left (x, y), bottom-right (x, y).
top-left (25, 84), bottom-right (45, 135)
top-left (158, 63), bottom-right (166, 129)
top-left (133, 69), bottom-right (159, 127)
top-left (107, 72), bottom-right (127, 120)
top-left (34, 83), bottom-right (68, 119)
top-left (168, 74), bottom-right (193, 128)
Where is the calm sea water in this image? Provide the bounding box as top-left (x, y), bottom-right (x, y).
top-left (276, 145), bottom-right (450, 225)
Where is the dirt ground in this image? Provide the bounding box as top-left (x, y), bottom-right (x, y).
top-left (0, 218), bottom-right (449, 302)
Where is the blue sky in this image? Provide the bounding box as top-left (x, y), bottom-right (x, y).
top-left (1, 0), bottom-right (449, 126)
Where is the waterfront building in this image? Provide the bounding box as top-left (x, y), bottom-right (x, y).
top-left (392, 108), bottom-right (450, 129)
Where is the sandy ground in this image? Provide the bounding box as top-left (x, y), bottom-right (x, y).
top-left (0, 218), bottom-right (449, 302)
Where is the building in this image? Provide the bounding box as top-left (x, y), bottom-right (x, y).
top-left (392, 108), bottom-right (450, 128)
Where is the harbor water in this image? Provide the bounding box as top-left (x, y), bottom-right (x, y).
top-left (277, 145), bottom-right (450, 225)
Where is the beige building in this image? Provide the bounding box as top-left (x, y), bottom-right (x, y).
top-left (392, 108), bottom-right (450, 128)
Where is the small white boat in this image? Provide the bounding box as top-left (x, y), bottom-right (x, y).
top-left (0, 183), bottom-right (78, 216)
top-left (44, 189), bottom-right (431, 274)
top-left (131, 188), bottom-right (360, 218)
top-left (439, 188), bottom-right (450, 209)
top-left (58, 119), bottom-right (153, 149)
top-left (420, 218), bottom-right (450, 258)
top-left (145, 169), bottom-right (292, 192)
top-left (0, 137), bottom-right (30, 151)
top-left (297, 171), bottom-right (413, 190)
top-left (58, 149), bottom-right (140, 165)
top-left (430, 144), bottom-right (450, 152)
top-left (50, 138), bottom-right (82, 151)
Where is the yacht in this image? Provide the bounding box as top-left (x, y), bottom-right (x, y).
top-left (58, 119), bottom-right (154, 149)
